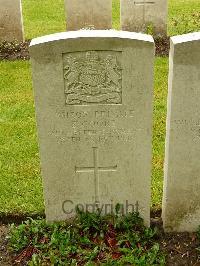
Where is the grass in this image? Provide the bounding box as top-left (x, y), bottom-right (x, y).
top-left (0, 61), bottom-right (43, 215)
top-left (152, 58), bottom-right (168, 208)
top-left (168, 0), bottom-right (200, 36)
top-left (23, 0), bottom-right (66, 40)
top-left (22, 0), bottom-right (200, 39)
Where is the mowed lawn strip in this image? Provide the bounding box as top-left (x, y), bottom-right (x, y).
top-left (0, 61), bottom-right (43, 215)
top-left (152, 58), bottom-right (168, 209)
top-left (23, 0), bottom-right (66, 40)
top-left (168, 0), bottom-right (200, 36)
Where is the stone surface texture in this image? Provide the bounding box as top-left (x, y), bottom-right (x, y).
top-left (65, 0), bottom-right (112, 30)
top-left (121, 0), bottom-right (167, 35)
top-left (0, 0), bottom-right (24, 42)
top-left (162, 32), bottom-right (200, 232)
top-left (30, 30), bottom-right (154, 225)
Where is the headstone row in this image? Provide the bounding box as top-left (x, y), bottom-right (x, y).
top-left (0, 0), bottom-right (168, 42)
top-left (64, 0), bottom-right (167, 35)
top-left (30, 30), bottom-right (200, 231)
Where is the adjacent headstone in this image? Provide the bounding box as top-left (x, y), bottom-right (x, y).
top-left (30, 30), bottom-right (154, 225)
top-left (162, 32), bottom-right (200, 232)
top-left (0, 0), bottom-right (24, 42)
top-left (65, 0), bottom-right (112, 30)
top-left (120, 0), bottom-right (167, 36)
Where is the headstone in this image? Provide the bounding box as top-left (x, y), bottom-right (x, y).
top-left (120, 0), bottom-right (167, 36)
top-left (0, 0), bottom-right (24, 42)
top-left (30, 30), bottom-right (154, 225)
top-left (162, 32), bottom-right (200, 232)
top-left (65, 0), bottom-right (112, 30)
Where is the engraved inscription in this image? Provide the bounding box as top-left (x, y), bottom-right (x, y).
top-left (173, 119), bottom-right (200, 140)
top-left (56, 109), bottom-right (135, 119)
top-left (63, 51), bottom-right (122, 105)
top-left (51, 108), bottom-right (136, 144)
top-left (75, 147), bottom-right (117, 202)
top-left (50, 128), bottom-right (135, 144)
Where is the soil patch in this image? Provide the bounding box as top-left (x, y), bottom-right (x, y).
top-left (0, 224), bottom-right (13, 266)
top-left (151, 210), bottom-right (200, 265)
top-left (155, 36), bottom-right (170, 57)
top-left (0, 213), bottom-right (45, 225)
top-left (0, 37), bottom-right (169, 61)
top-left (160, 232), bottom-right (200, 265)
top-left (0, 41), bottom-right (30, 61)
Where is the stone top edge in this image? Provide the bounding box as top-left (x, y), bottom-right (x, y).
top-left (30, 30), bottom-right (154, 47)
top-left (171, 32), bottom-right (200, 45)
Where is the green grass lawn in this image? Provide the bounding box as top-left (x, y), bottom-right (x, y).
top-left (0, 61), bottom-right (43, 215)
top-left (0, 0), bottom-right (199, 215)
top-left (22, 0), bottom-right (200, 39)
top-left (168, 0), bottom-right (200, 36)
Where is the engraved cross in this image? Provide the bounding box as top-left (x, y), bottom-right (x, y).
top-left (75, 147), bottom-right (117, 202)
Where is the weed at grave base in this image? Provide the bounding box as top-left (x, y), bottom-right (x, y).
top-left (8, 206), bottom-right (165, 265)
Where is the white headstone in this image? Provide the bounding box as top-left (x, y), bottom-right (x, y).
top-left (162, 32), bottom-right (200, 232)
top-left (0, 0), bottom-right (24, 42)
top-left (30, 30), bottom-right (154, 225)
top-left (120, 0), bottom-right (167, 36)
top-left (65, 0), bottom-right (112, 30)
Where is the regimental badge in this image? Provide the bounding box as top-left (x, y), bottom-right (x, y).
top-left (63, 51), bottom-right (122, 105)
